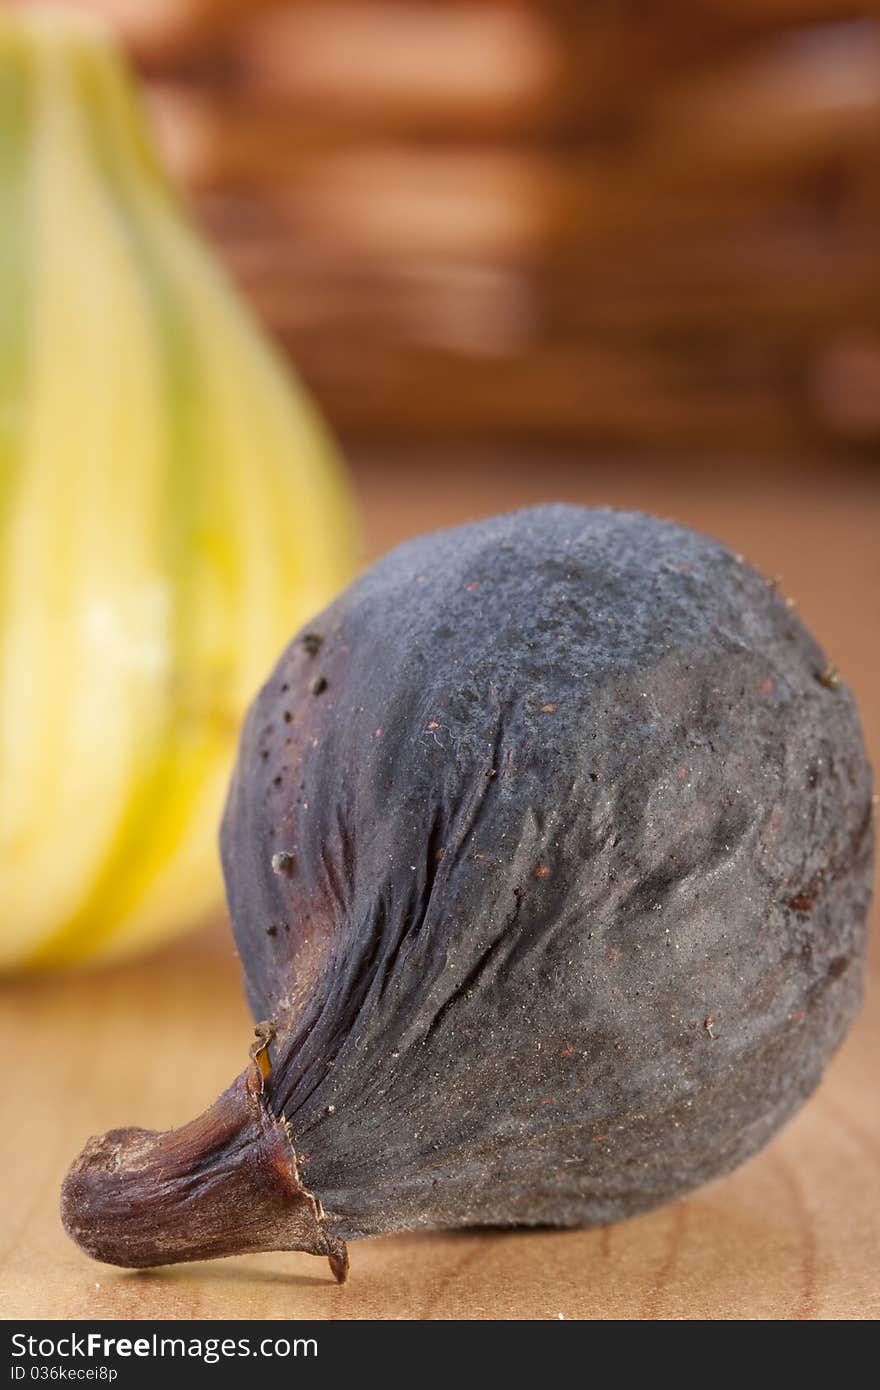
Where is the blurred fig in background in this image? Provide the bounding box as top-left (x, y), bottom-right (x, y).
top-left (0, 9), bottom-right (357, 971)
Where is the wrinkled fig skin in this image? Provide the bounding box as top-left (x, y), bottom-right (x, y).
top-left (63, 506), bottom-right (874, 1281)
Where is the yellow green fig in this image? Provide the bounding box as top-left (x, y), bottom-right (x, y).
top-left (0, 9), bottom-right (357, 970)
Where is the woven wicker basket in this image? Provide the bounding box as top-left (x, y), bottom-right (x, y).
top-left (19, 0), bottom-right (880, 448)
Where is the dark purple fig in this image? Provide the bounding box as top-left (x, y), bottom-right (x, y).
top-left (62, 506), bottom-right (874, 1282)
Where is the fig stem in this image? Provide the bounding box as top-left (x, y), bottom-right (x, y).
top-left (61, 1028), bottom-right (348, 1284)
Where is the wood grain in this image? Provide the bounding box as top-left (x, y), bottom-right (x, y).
top-left (1, 457), bottom-right (878, 1321)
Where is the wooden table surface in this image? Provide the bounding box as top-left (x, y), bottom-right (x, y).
top-left (2, 456), bottom-right (878, 1321)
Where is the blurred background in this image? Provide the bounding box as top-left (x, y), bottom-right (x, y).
top-left (2, 0), bottom-right (879, 1319)
top-left (2, 0), bottom-right (877, 943)
top-left (9, 0), bottom-right (880, 451)
top-left (4, 0), bottom-right (878, 931)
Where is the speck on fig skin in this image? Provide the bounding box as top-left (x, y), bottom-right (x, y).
top-left (816, 664), bottom-right (842, 690)
top-left (61, 505), bottom-right (874, 1283)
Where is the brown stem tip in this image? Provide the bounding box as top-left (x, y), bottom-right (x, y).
top-left (61, 1032), bottom-right (348, 1284)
